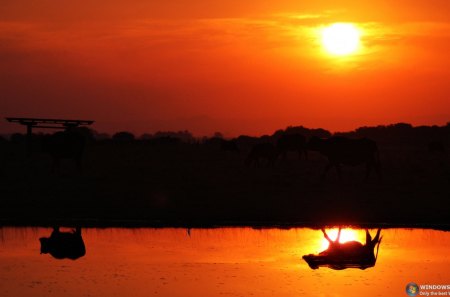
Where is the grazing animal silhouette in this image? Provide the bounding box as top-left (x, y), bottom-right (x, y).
top-left (308, 136), bottom-right (381, 180)
top-left (276, 133), bottom-right (307, 160)
top-left (245, 143), bottom-right (278, 167)
top-left (43, 131), bottom-right (86, 172)
top-left (428, 140), bottom-right (446, 154)
top-left (39, 227), bottom-right (86, 260)
top-left (303, 228), bottom-right (382, 270)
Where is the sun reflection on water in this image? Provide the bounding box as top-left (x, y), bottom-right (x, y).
top-left (319, 228), bottom-right (365, 251)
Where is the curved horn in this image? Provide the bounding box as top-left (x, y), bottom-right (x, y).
top-left (371, 229), bottom-right (382, 246)
top-left (365, 229), bottom-right (372, 245)
top-left (321, 228), bottom-right (332, 243)
top-left (375, 236), bottom-right (383, 262)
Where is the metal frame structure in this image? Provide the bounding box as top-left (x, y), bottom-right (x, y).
top-left (5, 117), bottom-right (94, 155)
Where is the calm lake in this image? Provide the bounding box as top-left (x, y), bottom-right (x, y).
top-left (0, 227), bottom-right (449, 297)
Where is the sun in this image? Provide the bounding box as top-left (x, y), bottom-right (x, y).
top-left (321, 23), bottom-right (361, 56)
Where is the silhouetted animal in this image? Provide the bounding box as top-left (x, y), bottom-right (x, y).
top-left (276, 133), bottom-right (307, 160)
top-left (43, 131), bottom-right (86, 172)
top-left (308, 136), bottom-right (381, 180)
top-left (303, 228), bottom-right (382, 270)
top-left (39, 227), bottom-right (86, 260)
top-left (245, 143), bottom-right (278, 167)
top-left (428, 141), bottom-right (446, 154)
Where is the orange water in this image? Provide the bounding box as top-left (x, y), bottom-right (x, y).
top-left (0, 227), bottom-right (449, 297)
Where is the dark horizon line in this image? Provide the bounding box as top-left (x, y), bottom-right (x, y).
top-left (1, 121), bottom-right (450, 139)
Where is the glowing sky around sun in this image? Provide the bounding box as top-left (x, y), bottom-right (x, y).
top-left (1, 0), bottom-right (450, 135)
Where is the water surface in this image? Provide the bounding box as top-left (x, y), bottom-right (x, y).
top-left (0, 227), bottom-right (449, 296)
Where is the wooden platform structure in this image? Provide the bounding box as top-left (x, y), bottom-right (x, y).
top-left (6, 117), bottom-right (94, 155)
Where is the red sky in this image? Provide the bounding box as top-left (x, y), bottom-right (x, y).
top-left (1, 0), bottom-right (449, 136)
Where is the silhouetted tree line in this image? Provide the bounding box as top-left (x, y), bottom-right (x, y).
top-left (2, 123), bottom-right (449, 148)
top-left (336, 123), bottom-right (450, 146)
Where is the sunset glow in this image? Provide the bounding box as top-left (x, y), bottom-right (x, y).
top-left (1, 1), bottom-right (450, 136)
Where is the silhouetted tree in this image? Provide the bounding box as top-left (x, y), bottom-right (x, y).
top-left (213, 132), bottom-right (224, 139)
top-left (273, 126), bottom-right (331, 140)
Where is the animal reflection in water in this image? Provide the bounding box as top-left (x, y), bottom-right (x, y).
top-left (39, 227), bottom-right (86, 260)
top-left (303, 228), bottom-right (382, 270)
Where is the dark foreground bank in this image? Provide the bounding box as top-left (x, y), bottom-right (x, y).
top-left (1, 139), bottom-right (449, 230)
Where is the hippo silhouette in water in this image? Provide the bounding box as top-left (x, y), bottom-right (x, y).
top-left (303, 228), bottom-right (382, 270)
top-left (39, 227), bottom-right (86, 260)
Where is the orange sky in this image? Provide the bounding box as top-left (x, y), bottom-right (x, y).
top-left (1, 0), bottom-right (449, 136)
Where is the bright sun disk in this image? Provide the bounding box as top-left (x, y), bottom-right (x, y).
top-left (321, 23), bottom-right (361, 56)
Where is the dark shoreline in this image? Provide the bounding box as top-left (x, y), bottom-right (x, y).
top-left (1, 218), bottom-right (450, 231)
top-left (2, 129), bottom-right (449, 233)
